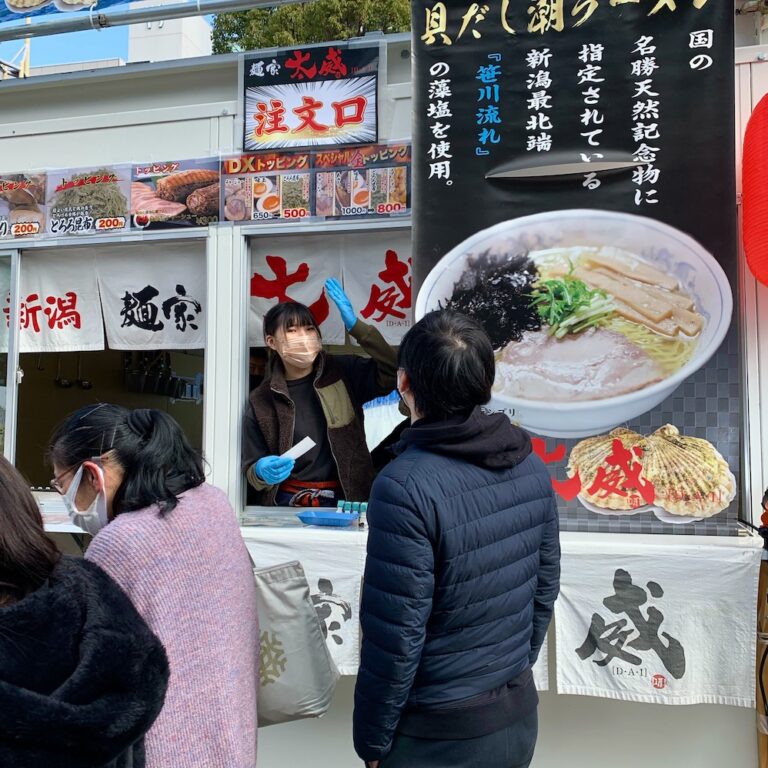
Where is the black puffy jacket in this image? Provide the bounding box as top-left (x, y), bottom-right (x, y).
top-left (0, 556), bottom-right (169, 768)
top-left (353, 408), bottom-right (560, 762)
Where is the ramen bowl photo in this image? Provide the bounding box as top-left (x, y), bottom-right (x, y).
top-left (415, 209), bottom-right (733, 438)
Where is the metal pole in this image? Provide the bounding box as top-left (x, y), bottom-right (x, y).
top-left (0, 0), bottom-right (307, 43)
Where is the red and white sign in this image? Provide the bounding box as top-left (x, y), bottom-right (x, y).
top-left (244, 45), bottom-right (378, 150)
top-left (249, 232), bottom-right (413, 347)
top-left (341, 232), bottom-right (413, 345)
top-left (4, 251), bottom-right (104, 353)
top-left (250, 236), bottom-right (344, 345)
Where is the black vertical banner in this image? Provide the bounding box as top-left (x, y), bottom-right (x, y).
top-left (412, 1), bottom-right (734, 284)
top-left (412, 2), bottom-right (741, 536)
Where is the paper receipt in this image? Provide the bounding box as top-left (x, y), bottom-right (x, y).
top-left (281, 436), bottom-right (316, 461)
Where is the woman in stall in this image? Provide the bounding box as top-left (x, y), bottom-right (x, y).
top-left (0, 454), bottom-right (168, 768)
top-left (47, 405), bottom-right (259, 768)
top-left (243, 278), bottom-right (398, 507)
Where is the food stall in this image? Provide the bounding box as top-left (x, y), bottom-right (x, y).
top-left (0, 18), bottom-right (767, 767)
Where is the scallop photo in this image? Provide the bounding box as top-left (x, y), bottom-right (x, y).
top-left (415, 210), bottom-right (733, 438)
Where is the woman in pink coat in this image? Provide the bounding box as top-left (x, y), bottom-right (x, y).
top-left (49, 404), bottom-right (259, 768)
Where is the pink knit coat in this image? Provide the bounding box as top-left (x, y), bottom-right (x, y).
top-left (86, 483), bottom-right (259, 768)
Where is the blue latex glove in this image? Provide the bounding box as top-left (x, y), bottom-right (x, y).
top-left (254, 455), bottom-right (295, 485)
top-left (325, 278), bottom-right (357, 332)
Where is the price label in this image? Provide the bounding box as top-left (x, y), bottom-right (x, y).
top-left (253, 211), bottom-right (274, 221)
top-left (283, 208), bottom-right (309, 219)
top-left (50, 215), bottom-right (95, 235)
top-left (10, 221), bottom-right (40, 237)
top-left (95, 216), bottom-right (126, 231)
top-left (340, 206), bottom-right (369, 217)
top-left (375, 202), bottom-right (405, 215)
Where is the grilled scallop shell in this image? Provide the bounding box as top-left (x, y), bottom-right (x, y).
top-left (641, 425), bottom-right (734, 517)
top-left (567, 427), bottom-right (644, 511)
top-left (569, 424), bottom-right (734, 518)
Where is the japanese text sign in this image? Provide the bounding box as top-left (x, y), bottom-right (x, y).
top-left (96, 244), bottom-right (206, 350)
top-left (554, 539), bottom-right (760, 706)
top-left (249, 236), bottom-right (345, 344)
top-left (412, 2), bottom-right (740, 536)
top-left (249, 231), bottom-right (413, 347)
top-left (340, 230), bottom-right (413, 344)
top-left (412, 1), bottom-right (734, 283)
top-left (4, 250), bottom-right (104, 353)
top-left (243, 44), bottom-right (379, 150)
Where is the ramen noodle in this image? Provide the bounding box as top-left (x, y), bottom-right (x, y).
top-left (446, 244), bottom-right (704, 404)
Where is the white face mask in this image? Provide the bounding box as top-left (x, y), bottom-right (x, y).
top-left (276, 334), bottom-right (322, 368)
top-left (62, 464), bottom-right (109, 536)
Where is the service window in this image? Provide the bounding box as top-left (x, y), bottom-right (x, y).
top-left (243, 227), bottom-right (412, 510)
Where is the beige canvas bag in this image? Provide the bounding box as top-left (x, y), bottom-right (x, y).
top-left (252, 559), bottom-right (339, 727)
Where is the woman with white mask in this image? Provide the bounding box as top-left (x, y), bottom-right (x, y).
top-left (242, 278), bottom-right (397, 507)
top-left (48, 405), bottom-right (259, 768)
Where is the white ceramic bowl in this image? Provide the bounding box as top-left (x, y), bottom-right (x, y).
top-left (415, 209), bottom-right (733, 438)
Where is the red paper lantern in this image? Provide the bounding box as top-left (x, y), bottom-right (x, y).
top-left (743, 92), bottom-right (768, 286)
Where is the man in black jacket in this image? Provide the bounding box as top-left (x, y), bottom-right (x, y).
top-left (353, 310), bottom-right (560, 768)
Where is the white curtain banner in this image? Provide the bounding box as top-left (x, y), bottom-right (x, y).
top-left (12, 252), bottom-right (104, 353)
top-left (97, 244), bottom-right (205, 350)
top-left (249, 235), bottom-right (345, 345)
top-left (244, 528), bottom-right (365, 676)
top-left (555, 539), bottom-right (761, 706)
top-left (340, 230), bottom-right (412, 345)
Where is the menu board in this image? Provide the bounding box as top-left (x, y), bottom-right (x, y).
top-left (221, 152), bottom-right (313, 223)
top-left (243, 44), bottom-right (379, 150)
top-left (221, 144), bottom-right (411, 222)
top-left (0, 174), bottom-right (47, 240)
top-left (314, 145), bottom-right (410, 218)
top-left (46, 165), bottom-right (131, 236)
top-left (131, 159), bottom-right (220, 231)
top-left (412, 2), bottom-right (739, 536)
top-left (0, 142), bottom-right (410, 240)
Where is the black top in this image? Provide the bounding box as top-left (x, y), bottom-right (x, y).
top-left (287, 372), bottom-right (338, 483)
top-left (0, 556), bottom-right (168, 768)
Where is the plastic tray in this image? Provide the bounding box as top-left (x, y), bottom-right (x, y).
top-left (296, 510), bottom-right (360, 527)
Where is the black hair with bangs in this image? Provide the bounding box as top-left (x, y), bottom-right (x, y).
top-left (263, 302), bottom-right (322, 341)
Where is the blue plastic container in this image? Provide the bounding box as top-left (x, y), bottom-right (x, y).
top-left (296, 510), bottom-right (360, 527)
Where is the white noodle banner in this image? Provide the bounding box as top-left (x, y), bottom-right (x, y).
top-left (555, 537), bottom-right (761, 706)
top-left (97, 243), bottom-right (205, 350)
top-left (340, 230), bottom-right (412, 346)
top-left (1, 251), bottom-right (104, 353)
top-left (249, 236), bottom-right (345, 345)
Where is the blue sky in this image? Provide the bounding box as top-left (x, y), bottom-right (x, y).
top-left (0, 27), bottom-right (128, 68)
top-left (0, 12), bottom-right (213, 69)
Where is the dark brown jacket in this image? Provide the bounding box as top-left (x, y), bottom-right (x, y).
top-left (243, 319), bottom-right (397, 505)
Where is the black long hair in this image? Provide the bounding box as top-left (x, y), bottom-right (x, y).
top-left (48, 404), bottom-right (205, 517)
top-left (0, 455), bottom-right (60, 606)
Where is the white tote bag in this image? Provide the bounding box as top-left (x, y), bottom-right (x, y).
top-left (253, 559), bottom-right (339, 727)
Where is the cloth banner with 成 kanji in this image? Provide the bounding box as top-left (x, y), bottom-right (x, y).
top-left (250, 231), bottom-right (413, 347)
top-left (554, 537), bottom-right (761, 706)
top-left (1, 250), bottom-right (104, 353)
top-left (340, 230), bottom-right (412, 346)
top-left (96, 243), bottom-right (205, 350)
top-left (249, 236), bottom-right (344, 345)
